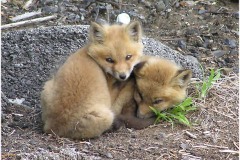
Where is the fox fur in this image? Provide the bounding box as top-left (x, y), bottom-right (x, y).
top-left (41, 21), bottom-right (143, 139)
top-left (112, 56), bottom-right (192, 130)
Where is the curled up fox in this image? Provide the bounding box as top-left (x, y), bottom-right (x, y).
top-left (41, 21), bottom-right (143, 139)
top-left (112, 56), bottom-right (192, 130)
top-left (41, 21), bottom-right (192, 139)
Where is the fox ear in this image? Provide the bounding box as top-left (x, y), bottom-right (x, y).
top-left (89, 22), bottom-right (105, 44)
top-left (134, 61), bottom-right (147, 77)
top-left (126, 21), bottom-right (142, 42)
top-left (172, 69), bottom-right (192, 87)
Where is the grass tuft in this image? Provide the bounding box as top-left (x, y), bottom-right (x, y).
top-left (150, 68), bottom-right (222, 127)
top-left (196, 68), bottom-right (222, 98)
top-left (150, 97), bottom-right (196, 127)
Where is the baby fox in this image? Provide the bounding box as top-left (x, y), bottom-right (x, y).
top-left (113, 56), bottom-right (192, 129)
top-left (41, 21), bottom-right (143, 139)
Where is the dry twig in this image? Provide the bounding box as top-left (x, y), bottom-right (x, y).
top-left (219, 150), bottom-right (239, 154)
top-left (198, 143), bottom-right (228, 149)
top-left (185, 131), bottom-right (197, 139)
top-left (10, 9), bottom-right (42, 22)
top-left (1, 15), bottom-right (57, 29)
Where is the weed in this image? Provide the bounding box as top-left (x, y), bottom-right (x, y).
top-left (150, 68), bottom-right (222, 127)
top-left (150, 97), bottom-right (196, 127)
top-left (196, 68), bottom-right (222, 99)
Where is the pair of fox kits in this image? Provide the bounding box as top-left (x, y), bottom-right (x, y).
top-left (41, 21), bottom-right (192, 139)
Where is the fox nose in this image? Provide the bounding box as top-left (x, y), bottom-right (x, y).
top-left (119, 74), bottom-right (126, 80)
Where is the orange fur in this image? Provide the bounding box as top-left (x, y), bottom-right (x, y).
top-left (113, 56), bottom-right (192, 129)
top-left (41, 21), bottom-right (143, 139)
top-left (134, 56), bottom-right (192, 119)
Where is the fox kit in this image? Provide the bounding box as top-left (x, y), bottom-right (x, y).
top-left (41, 21), bottom-right (143, 139)
top-left (113, 56), bottom-right (192, 129)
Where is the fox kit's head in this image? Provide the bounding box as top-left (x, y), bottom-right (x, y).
top-left (134, 57), bottom-right (192, 119)
top-left (88, 21), bottom-right (143, 81)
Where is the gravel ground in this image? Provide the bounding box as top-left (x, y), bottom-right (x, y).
top-left (1, 0), bottom-right (239, 159)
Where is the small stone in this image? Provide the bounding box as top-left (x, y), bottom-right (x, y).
top-left (198, 9), bottom-right (207, 14)
top-left (185, 22), bottom-right (190, 26)
top-left (13, 115), bottom-right (21, 121)
top-left (233, 67), bottom-right (239, 73)
top-left (177, 40), bottom-right (186, 49)
top-left (42, 5), bottom-right (59, 14)
top-left (209, 40), bottom-right (214, 43)
top-left (197, 15), bottom-right (204, 20)
top-left (229, 49), bottom-right (238, 55)
top-left (185, 28), bottom-right (200, 36)
top-left (142, 0), bottom-right (152, 8)
top-left (231, 30), bottom-right (239, 36)
top-left (180, 143), bottom-right (190, 150)
top-left (67, 13), bottom-right (81, 22)
top-left (233, 11), bottom-right (239, 19)
top-left (176, 30), bottom-right (182, 36)
top-left (186, 1), bottom-right (197, 6)
top-left (186, 55), bottom-right (199, 64)
top-left (224, 57), bottom-right (234, 63)
top-left (58, 5), bottom-right (66, 12)
top-left (155, 132), bottom-right (166, 140)
top-left (67, 6), bottom-right (78, 12)
top-left (189, 36), bottom-right (203, 47)
top-left (212, 50), bottom-right (227, 58)
top-left (203, 41), bottom-right (209, 48)
top-left (106, 152), bottom-right (113, 159)
top-left (203, 131), bottom-right (211, 136)
top-left (167, 9), bottom-right (171, 13)
top-left (131, 134), bottom-right (137, 138)
top-left (81, 14), bottom-right (85, 21)
top-left (43, 0), bottom-right (55, 5)
top-left (16, 155), bottom-right (22, 160)
top-left (155, 0), bottom-right (166, 12)
top-left (116, 13), bottom-right (131, 24)
top-left (224, 39), bottom-right (236, 48)
top-left (211, 47), bottom-right (218, 51)
top-left (175, 2), bottom-right (180, 7)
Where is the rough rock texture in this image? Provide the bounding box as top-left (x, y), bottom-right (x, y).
top-left (1, 25), bottom-right (202, 109)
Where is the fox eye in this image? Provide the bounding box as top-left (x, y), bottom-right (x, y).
top-left (126, 55), bottom-right (132, 60)
top-left (153, 99), bottom-right (163, 105)
top-left (106, 58), bottom-right (114, 63)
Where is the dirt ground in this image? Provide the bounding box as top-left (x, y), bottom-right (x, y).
top-left (1, 0), bottom-right (239, 159)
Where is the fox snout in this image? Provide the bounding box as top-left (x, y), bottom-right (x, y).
top-left (137, 103), bottom-right (155, 119)
top-left (104, 67), bottom-right (130, 81)
top-left (115, 72), bottom-right (129, 81)
top-left (113, 64), bottom-right (133, 81)
top-left (119, 73), bottom-right (126, 80)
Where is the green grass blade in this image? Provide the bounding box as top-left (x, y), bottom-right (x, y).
top-left (200, 68), bottom-right (222, 98)
top-left (170, 113), bottom-right (191, 126)
top-left (149, 106), bottom-right (158, 115)
top-left (185, 105), bottom-right (197, 112)
top-left (179, 97), bottom-right (193, 108)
